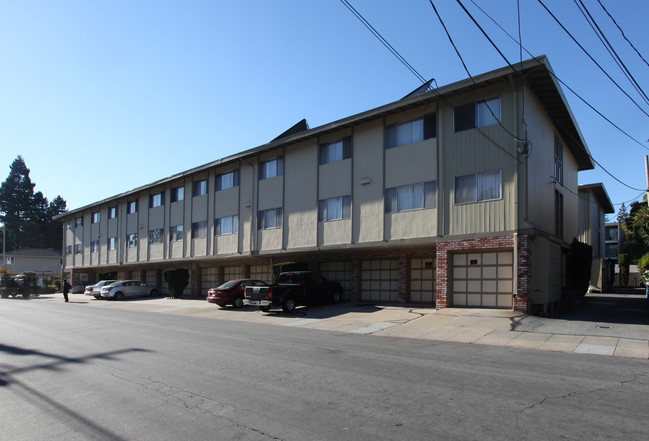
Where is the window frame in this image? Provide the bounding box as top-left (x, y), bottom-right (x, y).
top-left (6, 256), bottom-right (15, 265)
top-left (74, 244), bottom-right (82, 254)
top-left (127, 233), bottom-right (138, 248)
top-left (216, 170), bottom-right (240, 191)
top-left (257, 208), bottom-right (283, 230)
top-left (127, 200), bottom-right (138, 214)
top-left (385, 113), bottom-right (436, 149)
top-left (91, 212), bottom-right (100, 224)
top-left (453, 171), bottom-right (502, 205)
top-left (259, 157), bottom-right (284, 180)
top-left (169, 225), bottom-right (184, 242)
top-left (148, 228), bottom-right (163, 244)
top-left (454, 97), bottom-right (501, 133)
top-left (319, 137), bottom-right (352, 165)
top-left (75, 217), bottom-right (83, 227)
top-left (170, 186), bottom-right (185, 203)
top-left (215, 215), bottom-right (239, 236)
top-left (108, 236), bottom-right (117, 251)
top-left (318, 195), bottom-right (352, 222)
top-left (192, 180), bottom-right (208, 197)
top-left (191, 220), bottom-right (207, 239)
top-left (108, 206), bottom-right (118, 219)
top-left (90, 240), bottom-right (99, 253)
top-left (554, 135), bottom-right (564, 185)
top-left (385, 181), bottom-right (437, 213)
top-left (149, 192), bottom-right (164, 208)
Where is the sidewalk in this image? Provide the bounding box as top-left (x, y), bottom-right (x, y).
top-left (46, 293), bottom-right (649, 360)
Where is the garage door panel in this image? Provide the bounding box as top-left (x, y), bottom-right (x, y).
top-left (361, 259), bottom-right (399, 302)
top-left (452, 250), bottom-right (513, 309)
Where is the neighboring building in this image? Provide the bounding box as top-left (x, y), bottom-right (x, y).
top-left (55, 56), bottom-right (595, 312)
top-left (3, 248), bottom-right (62, 285)
top-left (578, 183), bottom-right (614, 292)
top-left (604, 222), bottom-right (622, 260)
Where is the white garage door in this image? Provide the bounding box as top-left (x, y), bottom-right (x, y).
top-left (452, 251), bottom-right (513, 308)
top-left (410, 258), bottom-right (435, 303)
top-left (202, 267), bottom-right (219, 293)
top-left (361, 259), bottom-right (399, 302)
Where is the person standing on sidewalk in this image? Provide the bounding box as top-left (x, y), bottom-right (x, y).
top-left (62, 280), bottom-right (71, 302)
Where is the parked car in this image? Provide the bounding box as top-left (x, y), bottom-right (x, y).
top-left (100, 280), bottom-right (159, 300)
top-left (244, 271), bottom-right (342, 313)
top-left (206, 279), bottom-right (268, 308)
top-left (71, 281), bottom-right (88, 294)
top-left (84, 280), bottom-right (117, 299)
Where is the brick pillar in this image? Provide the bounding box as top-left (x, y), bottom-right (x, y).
top-left (155, 269), bottom-right (162, 290)
top-left (189, 264), bottom-right (200, 298)
top-left (436, 244), bottom-right (449, 309)
top-left (242, 263), bottom-right (250, 278)
top-left (514, 234), bottom-right (532, 313)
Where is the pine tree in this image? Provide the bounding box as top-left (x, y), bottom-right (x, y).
top-left (0, 156), bottom-right (67, 251)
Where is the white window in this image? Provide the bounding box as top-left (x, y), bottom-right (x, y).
top-left (75, 217), bottom-right (83, 227)
top-left (170, 225), bottom-right (184, 242)
top-left (75, 244), bottom-right (82, 254)
top-left (91, 212), bottom-right (100, 224)
top-left (258, 208), bottom-right (283, 230)
top-left (108, 237), bottom-right (117, 251)
top-left (215, 215), bottom-right (239, 235)
top-left (386, 113), bottom-right (436, 149)
top-left (216, 170), bottom-right (239, 191)
top-left (385, 181), bottom-right (436, 213)
top-left (191, 221), bottom-right (207, 238)
top-left (127, 200), bottom-right (137, 214)
top-left (149, 192), bottom-right (164, 208)
top-left (148, 229), bottom-right (163, 244)
top-left (127, 233), bottom-right (137, 248)
top-left (454, 97), bottom-right (501, 132)
top-left (65, 245), bottom-right (72, 255)
top-left (454, 171), bottom-right (502, 204)
top-left (109, 206), bottom-right (118, 219)
top-left (319, 138), bottom-right (352, 164)
top-left (6, 256), bottom-right (15, 265)
top-left (171, 186), bottom-right (184, 202)
top-left (259, 157), bottom-right (284, 180)
top-left (91, 240), bottom-right (98, 253)
top-left (319, 196), bottom-right (351, 221)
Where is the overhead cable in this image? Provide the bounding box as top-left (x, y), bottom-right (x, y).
top-left (597, 0), bottom-right (649, 69)
top-left (536, 0), bottom-right (649, 119)
top-left (468, 0), bottom-right (647, 151)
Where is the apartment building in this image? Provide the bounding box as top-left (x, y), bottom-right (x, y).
top-left (578, 183), bottom-right (614, 292)
top-left (55, 56), bottom-right (594, 312)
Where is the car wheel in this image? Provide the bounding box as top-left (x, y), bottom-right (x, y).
top-left (259, 306), bottom-right (270, 312)
top-left (233, 297), bottom-right (244, 308)
top-left (114, 292), bottom-right (125, 301)
top-left (331, 291), bottom-right (341, 304)
top-left (150, 289), bottom-right (159, 297)
top-left (94, 295), bottom-right (101, 300)
top-left (218, 303), bottom-right (227, 308)
top-left (282, 298), bottom-right (296, 313)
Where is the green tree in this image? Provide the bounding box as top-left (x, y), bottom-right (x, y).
top-left (0, 156), bottom-right (67, 251)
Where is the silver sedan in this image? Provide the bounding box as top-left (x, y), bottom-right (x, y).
top-left (100, 280), bottom-right (159, 300)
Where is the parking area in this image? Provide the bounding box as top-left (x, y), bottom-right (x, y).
top-left (35, 291), bottom-right (649, 359)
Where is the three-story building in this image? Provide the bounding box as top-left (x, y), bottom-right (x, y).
top-left (55, 56), bottom-right (594, 312)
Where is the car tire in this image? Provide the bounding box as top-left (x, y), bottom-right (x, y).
top-left (94, 295), bottom-right (101, 300)
top-left (282, 298), bottom-right (296, 313)
top-left (218, 303), bottom-right (227, 308)
top-left (114, 292), bottom-right (125, 301)
top-left (259, 306), bottom-right (270, 312)
top-left (233, 297), bottom-right (244, 308)
top-left (150, 289), bottom-right (159, 297)
top-left (331, 291), bottom-right (341, 304)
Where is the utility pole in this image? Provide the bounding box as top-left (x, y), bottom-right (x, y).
top-left (645, 155), bottom-right (649, 207)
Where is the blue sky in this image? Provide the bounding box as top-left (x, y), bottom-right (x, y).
top-left (1, 0), bottom-right (647, 219)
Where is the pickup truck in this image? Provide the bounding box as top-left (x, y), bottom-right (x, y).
top-left (244, 271), bottom-right (343, 313)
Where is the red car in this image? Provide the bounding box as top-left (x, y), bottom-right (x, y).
top-left (206, 279), bottom-right (268, 308)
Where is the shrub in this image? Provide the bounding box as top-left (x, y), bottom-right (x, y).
top-left (618, 254), bottom-right (630, 287)
top-left (163, 269), bottom-right (189, 298)
top-left (638, 253), bottom-right (649, 286)
top-left (271, 262), bottom-right (309, 283)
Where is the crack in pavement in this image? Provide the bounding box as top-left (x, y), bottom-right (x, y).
top-left (109, 372), bottom-right (284, 440)
top-left (515, 372), bottom-right (648, 434)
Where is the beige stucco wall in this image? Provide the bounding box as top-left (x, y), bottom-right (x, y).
top-left (285, 141), bottom-right (317, 250)
top-left (353, 120), bottom-right (384, 244)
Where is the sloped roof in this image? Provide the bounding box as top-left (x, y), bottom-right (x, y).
top-left (56, 55), bottom-right (592, 219)
top-left (579, 183), bottom-right (615, 213)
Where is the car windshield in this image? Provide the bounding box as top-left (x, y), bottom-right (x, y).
top-left (217, 280), bottom-right (240, 289)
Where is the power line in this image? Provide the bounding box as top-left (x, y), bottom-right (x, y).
top-left (536, 0), bottom-right (649, 119)
top-left (597, 0), bottom-right (649, 69)
top-left (451, 0), bottom-right (647, 192)
top-left (468, 0), bottom-right (647, 151)
top-left (339, 0), bottom-right (428, 85)
top-left (574, 0), bottom-right (649, 106)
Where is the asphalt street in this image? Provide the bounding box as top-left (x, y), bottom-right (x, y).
top-left (1, 299), bottom-right (648, 441)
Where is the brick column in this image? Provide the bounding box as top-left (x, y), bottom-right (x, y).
top-left (398, 253), bottom-right (408, 303)
top-left (351, 258), bottom-right (361, 302)
top-left (514, 234), bottom-right (531, 313)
